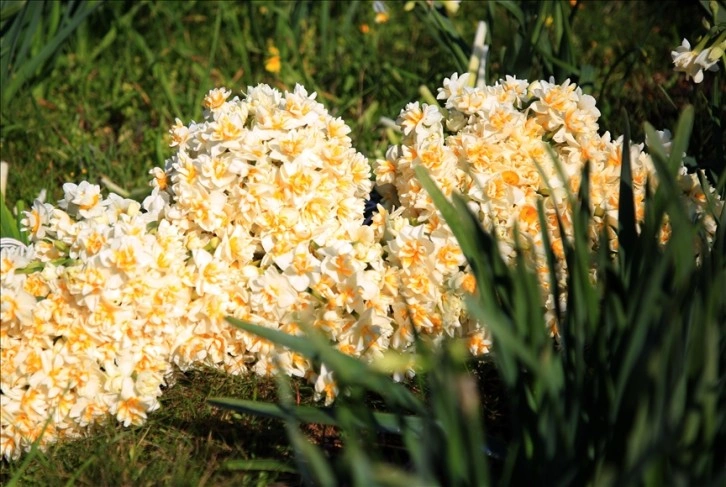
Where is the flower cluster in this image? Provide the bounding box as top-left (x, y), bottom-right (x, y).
top-left (1, 75), bottom-right (722, 462)
top-left (1, 188), bottom-right (183, 460)
top-left (375, 72), bottom-right (722, 333)
top-left (1, 84), bottom-right (391, 460)
top-left (158, 84), bottom-right (395, 377)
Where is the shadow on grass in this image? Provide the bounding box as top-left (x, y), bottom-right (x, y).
top-left (1, 359), bottom-right (512, 486)
top-left (0, 366), bottom-right (300, 486)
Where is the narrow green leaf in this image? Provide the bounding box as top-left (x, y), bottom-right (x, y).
top-left (14, 0), bottom-right (43, 72)
top-left (225, 317), bottom-right (322, 359)
top-left (495, 0), bottom-right (526, 25)
top-left (618, 112), bottom-right (637, 257)
top-left (1, 192), bottom-right (23, 241)
top-left (667, 105), bottom-right (694, 175)
top-left (208, 396), bottom-right (424, 435)
top-left (46, 0), bottom-right (61, 41)
top-left (463, 294), bottom-right (540, 375)
top-left (371, 463), bottom-right (432, 487)
top-left (0, 1), bottom-right (26, 21)
top-left (62, 456), bottom-right (95, 487)
top-left (319, 0), bottom-right (331, 62)
top-left (86, 24), bottom-right (117, 62)
top-left (225, 317), bottom-right (426, 414)
top-left (210, 397), bottom-right (332, 422)
top-left (287, 423), bottom-right (336, 487)
top-left (611, 258), bottom-right (668, 421)
top-left (337, 406), bottom-right (377, 486)
top-left (536, 199), bottom-right (562, 331)
top-left (192, 4), bottom-right (222, 120)
top-left (2, 1), bottom-right (99, 106)
top-left (223, 458), bottom-right (297, 473)
top-left (273, 372), bottom-right (336, 487)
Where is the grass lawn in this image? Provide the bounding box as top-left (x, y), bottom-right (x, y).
top-left (2, 1), bottom-right (712, 208)
top-left (1, 1), bottom-right (723, 484)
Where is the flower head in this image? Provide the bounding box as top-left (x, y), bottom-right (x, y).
top-left (671, 38), bottom-right (720, 83)
top-left (265, 44), bottom-right (281, 74)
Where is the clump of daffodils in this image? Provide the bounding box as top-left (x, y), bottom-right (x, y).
top-left (1, 188), bottom-right (185, 460)
top-left (156, 84), bottom-right (389, 378)
top-left (1, 84), bottom-right (391, 460)
top-left (1, 76), bottom-right (722, 462)
top-left (375, 72), bottom-right (723, 334)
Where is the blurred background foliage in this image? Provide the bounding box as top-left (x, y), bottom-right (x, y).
top-left (1, 0), bottom-right (723, 208)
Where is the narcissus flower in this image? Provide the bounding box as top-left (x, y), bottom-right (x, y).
top-left (264, 44), bottom-right (281, 74)
top-left (671, 38), bottom-right (720, 83)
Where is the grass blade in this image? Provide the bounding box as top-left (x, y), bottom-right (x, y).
top-left (0, 192), bottom-right (24, 242)
top-left (209, 397), bottom-right (424, 434)
top-left (223, 458), bottom-right (296, 473)
top-left (618, 112), bottom-right (637, 257)
top-left (2, 1), bottom-right (99, 107)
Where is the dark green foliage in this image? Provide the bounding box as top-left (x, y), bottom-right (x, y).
top-left (216, 319), bottom-right (494, 487)
top-left (1, 0), bottom-right (100, 108)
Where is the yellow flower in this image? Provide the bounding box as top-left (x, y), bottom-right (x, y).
top-left (265, 45), bottom-right (281, 74)
top-left (374, 1), bottom-right (389, 23)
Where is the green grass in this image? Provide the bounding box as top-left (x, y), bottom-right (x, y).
top-left (1, 0), bottom-right (723, 484)
top-left (0, 367), bottom-right (297, 486)
top-left (2, 1), bottom-right (715, 207)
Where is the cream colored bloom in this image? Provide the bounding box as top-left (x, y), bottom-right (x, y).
top-left (4, 75), bottom-right (722, 463)
top-left (58, 181), bottom-right (105, 219)
top-left (21, 199), bottom-right (54, 240)
top-left (203, 87), bottom-right (232, 111)
top-left (672, 38), bottom-right (719, 83)
top-left (313, 364), bottom-right (338, 406)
